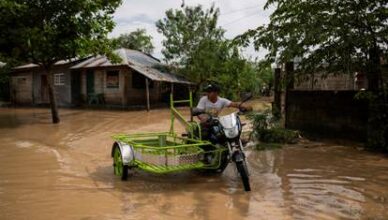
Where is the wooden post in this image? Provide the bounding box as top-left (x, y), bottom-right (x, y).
top-left (145, 78), bottom-right (150, 111)
top-left (273, 67), bottom-right (282, 119)
top-left (169, 83), bottom-right (175, 133)
top-left (123, 71), bottom-right (129, 106)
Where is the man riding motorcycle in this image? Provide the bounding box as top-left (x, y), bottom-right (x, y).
top-left (192, 83), bottom-right (253, 188)
top-left (196, 83), bottom-right (252, 140)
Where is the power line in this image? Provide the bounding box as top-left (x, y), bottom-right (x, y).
top-left (221, 12), bottom-right (259, 26)
top-left (219, 5), bottom-right (261, 16)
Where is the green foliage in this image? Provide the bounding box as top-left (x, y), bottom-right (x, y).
top-left (257, 128), bottom-right (300, 144)
top-left (240, 0), bottom-right (387, 89)
top-left (240, 0), bottom-right (387, 151)
top-left (156, 5), bottom-right (267, 100)
top-left (0, 0), bottom-right (122, 123)
top-left (248, 111), bottom-right (300, 144)
top-left (156, 5), bottom-right (224, 67)
top-left (113, 28), bottom-right (154, 54)
top-left (356, 90), bottom-right (388, 152)
top-left (0, 0), bottom-right (122, 67)
top-left (366, 103), bottom-right (388, 152)
top-left (0, 64), bottom-right (10, 101)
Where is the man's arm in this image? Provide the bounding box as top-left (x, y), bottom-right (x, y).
top-left (227, 100), bottom-right (253, 111)
top-left (196, 96), bottom-right (206, 110)
top-left (196, 96), bottom-right (207, 121)
top-left (228, 102), bottom-right (240, 108)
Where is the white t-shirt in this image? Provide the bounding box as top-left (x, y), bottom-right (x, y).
top-left (196, 96), bottom-right (232, 116)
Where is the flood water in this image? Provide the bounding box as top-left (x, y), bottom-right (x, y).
top-left (0, 107), bottom-right (387, 220)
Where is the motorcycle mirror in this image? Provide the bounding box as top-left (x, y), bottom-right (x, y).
top-left (241, 93), bottom-right (253, 103)
top-left (192, 108), bottom-right (205, 116)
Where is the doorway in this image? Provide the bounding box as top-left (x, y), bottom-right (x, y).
top-left (71, 71), bottom-right (82, 106)
top-left (86, 70), bottom-right (94, 95)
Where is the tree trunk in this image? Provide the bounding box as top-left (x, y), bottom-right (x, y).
top-left (273, 67), bottom-right (282, 119)
top-left (284, 62), bottom-right (294, 128)
top-left (45, 68), bottom-right (60, 124)
top-left (367, 47), bottom-right (382, 91)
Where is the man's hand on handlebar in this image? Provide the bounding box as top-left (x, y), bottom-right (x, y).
top-left (238, 105), bottom-right (253, 114)
top-left (239, 105), bottom-right (252, 112)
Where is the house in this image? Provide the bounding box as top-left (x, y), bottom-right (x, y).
top-left (11, 59), bottom-right (84, 106)
top-left (10, 48), bottom-right (193, 109)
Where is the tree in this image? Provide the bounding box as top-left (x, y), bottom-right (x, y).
top-left (241, 0), bottom-right (387, 91)
top-left (156, 5), bottom-right (225, 84)
top-left (0, 0), bottom-right (122, 123)
top-left (114, 28), bottom-right (154, 54)
top-left (258, 62), bottom-right (274, 95)
top-left (0, 64), bottom-right (11, 101)
top-left (156, 5), bottom-right (267, 100)
top-left (240, 0), bottom-right (388, 150)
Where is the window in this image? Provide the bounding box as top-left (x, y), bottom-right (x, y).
top-left (132, 72), bottom-right (153, 89)
top-left (106, 70), bottom-right (119, 88)
top-left (54, 73), bottom-right (65, 86)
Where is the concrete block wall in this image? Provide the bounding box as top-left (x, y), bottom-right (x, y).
top-left (285, 90), bottom-right (369, 141)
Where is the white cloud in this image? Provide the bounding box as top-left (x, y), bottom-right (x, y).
top-left (110, 0), bottom-right (272, 60)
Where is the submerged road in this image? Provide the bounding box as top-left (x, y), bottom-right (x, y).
top-left (0, 107), bottom-right (387, 220)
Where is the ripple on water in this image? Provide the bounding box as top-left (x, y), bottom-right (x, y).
top-left (286, 170), bottom-right (366, 219)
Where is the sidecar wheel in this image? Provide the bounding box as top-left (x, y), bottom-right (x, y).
top-left (113, 145), bottom-right (128, 181)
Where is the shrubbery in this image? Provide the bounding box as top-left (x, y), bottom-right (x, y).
top-left (247, 110), bottom-right (300, 145)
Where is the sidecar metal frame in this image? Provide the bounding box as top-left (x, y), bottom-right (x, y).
top-left (111, 92), bottom-right (226, 175)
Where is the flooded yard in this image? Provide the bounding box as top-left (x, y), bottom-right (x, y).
top-left (0, 107), bottom-right (387, 220)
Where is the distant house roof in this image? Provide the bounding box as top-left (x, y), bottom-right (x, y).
top-left (71, 48), bottom-right (193, 85)
top-left (13, 58), bottom-right (84, 70)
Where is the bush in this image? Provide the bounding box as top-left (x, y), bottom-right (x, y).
top-left (256, 127), bottom-right (300, 144)
top-left (0, 65), bottom-right (10, 101)
top-left (355, 90), bottom-right (388, 152)
top-left (247, 110), bottom-right (300, 144)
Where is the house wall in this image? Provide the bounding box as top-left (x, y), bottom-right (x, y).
top-left (127, 70), bottom-right (161, 105)
top-left (11, 64), bottom-right (183, 108)
top-left (80, 67), bottom-right (127, 105)
top-left (285, 90), bottom-right (369, 141)
top-left (10, 72), bottom-right (33, 104)
top-left (53, 66), bottom-right (72, 106)
top-left (11, 66), bottom-right (73, 107)
top-left (79, 67), bottom-right (163, 106)
top-left (31, 66), bottom-right (72, 106)
top-left (294, 73), bottom-right (356, 90)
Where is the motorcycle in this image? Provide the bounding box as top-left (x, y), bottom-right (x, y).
top-left (192, 94), bottom-right (252, 191)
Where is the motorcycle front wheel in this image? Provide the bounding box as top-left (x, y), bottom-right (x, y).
top-left (236, 160), bottom-right (251, 191)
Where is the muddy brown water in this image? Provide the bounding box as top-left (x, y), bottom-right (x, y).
top-left (0, 108), bottom-right (387, 220)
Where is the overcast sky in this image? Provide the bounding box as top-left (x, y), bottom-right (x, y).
top-left (110, 0), bottom-right (272, 61)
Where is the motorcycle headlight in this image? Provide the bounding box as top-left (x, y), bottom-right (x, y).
top-left (224, 127), bottom-right (239, 139)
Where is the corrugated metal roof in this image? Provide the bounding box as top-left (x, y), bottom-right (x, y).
top-left (13, 58), bottom-right (83, 70)
top-left (71, 48), bottom-right (193, 84)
